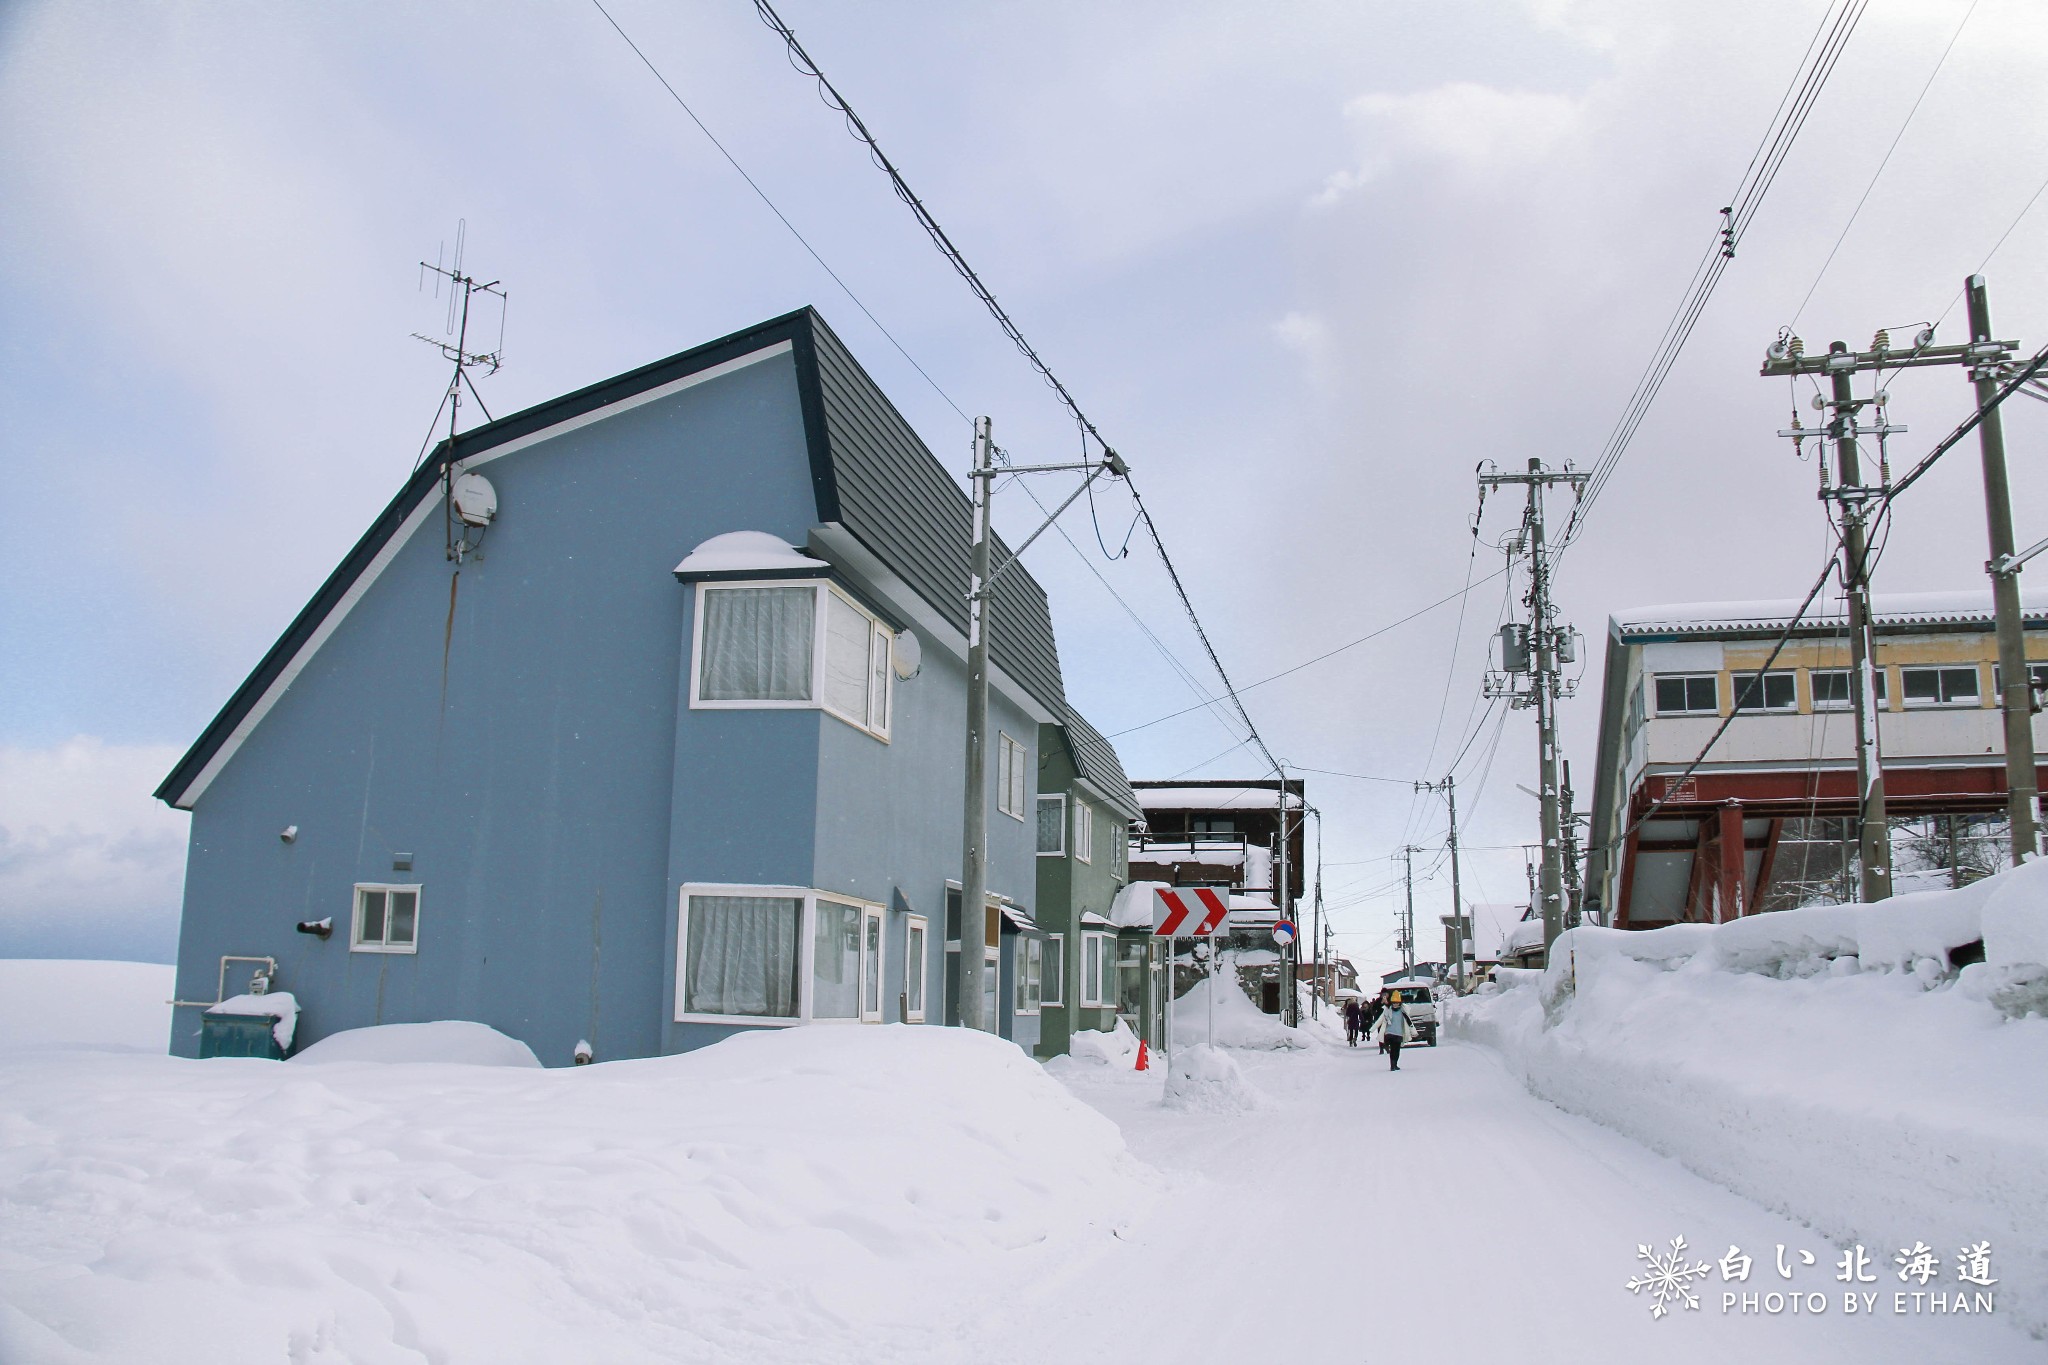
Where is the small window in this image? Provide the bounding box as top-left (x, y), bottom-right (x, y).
top-left (1901, 665), bottom-right (1980, 708)
top-left (352, 884), bottom-right (420, 953)
top-left (997, 733), bottom-right (1028, 819)
top-left (1081, 933), bottom-right (1104, 1006)
top-left (903, 915), bottom-right (927, 1022)
top-left (1993, 663), bottom-right (2048, 699)
top-left (1190, 817), bottom-right (1236, 843)
top-left (1732, 670), bottom-right (1796, 713)
top-left (1111, 826), bottom-right (1127, 880)
top-left (1811, 667), bottom-right (1886, 710)
top-left (1014, 936), bottom-right (1043, 1014)
top-left (1036, 795), bottom-right (1066, 856)
top-left (1653, 674), bottom-right (1719, 716)
top-left (1072, 799), bottom-right (1094, 864)
top-left (1041, 933), bottom-right (1065, 1006)
top-left (860, 906), bottom-right (885, 1023)
top-left (1099, 935), bottom-right (1119, 1007)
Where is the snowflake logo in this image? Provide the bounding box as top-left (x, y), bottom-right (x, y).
top-left (1627, 1236), bottom-right (1713, 1318)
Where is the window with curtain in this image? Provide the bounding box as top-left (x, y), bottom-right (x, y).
top-left (823, 591), bottom-right (875, 723)
top-left (682, 894), bottom-right (802, 1017)
top-left (698, 586), bottom-right (815, 701)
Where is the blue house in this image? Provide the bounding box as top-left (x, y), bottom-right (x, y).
top-left (156, 308), bottom-right (1085, 1063)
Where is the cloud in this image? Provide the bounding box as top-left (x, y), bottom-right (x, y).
top-left (1315, 82), bottom-right (1588, 203)
top-left (0, 738), bottom-right (187, 961)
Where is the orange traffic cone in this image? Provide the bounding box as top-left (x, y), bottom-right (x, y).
top-left (1135, 1039), bottom-right (1150, 1071)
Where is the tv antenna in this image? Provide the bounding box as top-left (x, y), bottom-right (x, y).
top-left (412, 221), bottom-right (507, 567)
top-left (413, 219), bottom-right (507, 467)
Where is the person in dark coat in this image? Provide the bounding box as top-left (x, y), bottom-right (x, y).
top-left (1342, 998), bottom-right (1363, 1047)
top-left (1380, 991), bottom-right (1411, 1071)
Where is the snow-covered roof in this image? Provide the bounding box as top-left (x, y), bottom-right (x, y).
top-left (1501, 918), bottom-right (1545, 954)
top-left (673, 530), bottom-right (830, 578)
top-left (1133, 785), bottom-right (1303, 811)
top-left (1612, 589), bottom-right (2046, 639)
top-left (1109, 880), bottom-right (1168, 929)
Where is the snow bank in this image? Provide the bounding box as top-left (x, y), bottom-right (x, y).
top-left (1171, 958), bottom-right (1311, 1050)
top-left (1160, 1042), bottom-right (1260, 1113)
top-left (0, 959), bottom-right (172, 1052)
top-left (205, 991), bottom-right (298, 1050)
top-left (1453, 859), bottom-right (2048, 1336)
top-left (289, 1020), bottom-right (541, 1067)
top-left (1066, 1019), bottom-right (1142, 1067)
top-left (0, 1025), bottom-right (1154, 1364)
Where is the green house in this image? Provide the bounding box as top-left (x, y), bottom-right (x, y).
top-left (1029, 708), bottom-right (1149, 1058)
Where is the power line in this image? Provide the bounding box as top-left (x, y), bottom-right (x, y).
top-left (745, 0), bottom-right (1285, 777)
top-left (1563, 0), bottom-right (1868, 551)
top-left (1107, 566), bottom-right (1508, 739)
top-left (589, 0), bottom-right (968, 424)
top-left (1932, 169), bottom-right (2048, 331)
top-left (1790, 0), bottom-right (1979, 327)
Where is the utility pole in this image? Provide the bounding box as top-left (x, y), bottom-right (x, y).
top-left (1276, 771), bottom-right (1295, 1026)
top-left (958, 417), bottom-right (996, 1031)
top-left (1968, 277), bottom-right (2042, 864)
top-left (1416, 776), bottom-right (1465, 991)
top-left (956, 420), bottom-right (1128, 1032)
top-left (1763, 287), bottom-right (2035, 886)
top-left (1399, 845), bottom-right (1419, 975)
top-left (1561, 760), bottom-right (1584, 927)
top-left (1480, 459), bottom-right (1588, 951)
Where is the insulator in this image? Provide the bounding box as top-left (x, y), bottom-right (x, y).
top-left (1873, 328), bottom-right (1890, 353)
top-left (1789, 335), bottom-right (1805, 358)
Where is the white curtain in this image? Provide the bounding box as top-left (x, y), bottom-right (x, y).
top-left (813, 899), bottom-right (862, 1019)
top-left (823, 592), bottom-right (872, 721)
top-left (684, 895), bottom-right (801, 1017)
top-left (700, 587), bottom-right (815, 701)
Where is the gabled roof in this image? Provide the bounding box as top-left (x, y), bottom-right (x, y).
top-left (158, 307), bottom-right (1066, 808)
top-left (1054, 706), bottom-right (1140, 820)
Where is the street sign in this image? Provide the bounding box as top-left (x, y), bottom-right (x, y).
top-left (1152, 886), bottom-right (1230, 937)
top-left (1271, 919), bottom-right (1296, 947)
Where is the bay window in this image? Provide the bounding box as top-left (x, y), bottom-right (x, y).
top-left (1037, 794), bottom-right (1066, 855)
top-left (677, 885), bottom-right (889, 1025)
top-left (1014, 936), bottom-right (1044, 1014)
top-left (1072, 798), bottom-right (1094, 863)
top-left (691, 581), bottom-right (892, 738)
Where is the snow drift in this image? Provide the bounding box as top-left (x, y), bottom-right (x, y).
top-left (1453, 859), bottom-right (2048, 1337)
top-left (1170, 955), bottom-right (1312, 1050)
top-left (0, 1024), bottom-right (1154, 1365)
top-left (289, 1020), bottom-right (541, 1067)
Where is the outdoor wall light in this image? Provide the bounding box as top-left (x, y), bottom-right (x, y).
top-left (392, 852), bottom-right (414, 872)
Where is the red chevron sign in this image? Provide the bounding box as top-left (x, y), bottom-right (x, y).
top-left (1151, 886), bottom-right (1231, 937)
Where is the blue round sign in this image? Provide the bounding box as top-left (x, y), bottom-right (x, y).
top-left (1271, 919), bottom-right (1296, 946)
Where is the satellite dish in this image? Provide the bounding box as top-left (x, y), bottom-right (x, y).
top-left (892, 628), bottom-right (922, 679)
top-left (450, 472), bottom-right (497, 528)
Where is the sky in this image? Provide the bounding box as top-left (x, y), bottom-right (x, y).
top-left (3, 0), bottom-right (2046, 974)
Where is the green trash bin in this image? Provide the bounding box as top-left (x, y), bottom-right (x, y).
top-left (199, 1011), bottom-right (285, 1060)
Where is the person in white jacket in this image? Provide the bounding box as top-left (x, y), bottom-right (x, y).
top-left (1379, 991), bottom-right (1411, 1071)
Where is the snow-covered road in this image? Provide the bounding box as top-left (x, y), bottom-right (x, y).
top-left (1025, 1037), bottom-right (2036, 1364)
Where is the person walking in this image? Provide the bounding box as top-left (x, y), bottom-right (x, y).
top-left (1342, 997), bottom-right (1362, 1047)
top-left (1380, 990), bottom-right (1411, 1071)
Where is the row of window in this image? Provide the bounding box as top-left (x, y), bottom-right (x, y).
top-left (1033, 793), bottom-right (1128, 874)
top-left (1653, 663), bottom-right (2048, 717)
top-left (674, 887), bottom-right (1123, 1026)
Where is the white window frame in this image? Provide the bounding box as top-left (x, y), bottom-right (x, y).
top-left (1080, 931), bottom-right (1110, 1007)
top-left (1072, 798), bottom-right (1094, 864)
top-left (1900, 664), bottom-right (1983, 709)
top-left (859, 904), bottom-right (886, 1024)
top-left (1111, 825), bottom-right (1127, 881)
top-left (1041, 932), bottom-right (1065, 1007)
top-left (997, 732), bottom-right (1027, 819)
top-left (688, 579), bottom-right (893, 741)
top-left (1811, 666), bottom-right (1886, 710)
top-left (1731, 669), bottom-right (1797, 713)
top-left (1653, 673), bottom-right (1720, 716)
top-left (1014, 936), bottom-right (1044, 1015)
top-left (351, 883), bottom-right (421, 954)
top-left (1036, 793), bottom-right (1067, 857)
top-left (903, 913), bottom-right (928, 1023)
top-left (674, 883), bottom-right (889, 1027)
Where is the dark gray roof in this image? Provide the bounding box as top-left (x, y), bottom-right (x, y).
top-left (804, 316), bottom-right (1063, 711)
top-left (159, 308), bottom-right (1067, 806)
top-left (1056, 706), bottom-right (1140, 820)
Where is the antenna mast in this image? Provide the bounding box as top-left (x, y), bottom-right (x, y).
top-left (414, 219), bottom-right (507, 463)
